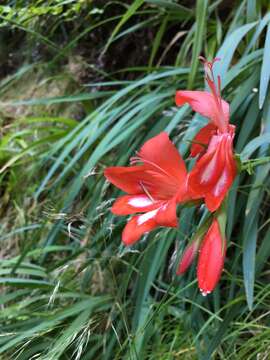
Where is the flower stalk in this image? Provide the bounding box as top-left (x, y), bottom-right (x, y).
top-left (241, 156), bottom-right (270, 174)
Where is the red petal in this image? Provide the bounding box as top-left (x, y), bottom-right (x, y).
top-left (111, 195), bottom-right (161, 215)
top-left (122, 210), bottom-right (158, 246)
top-left (204, 168), bottom-right (230, 211)
top-left (175, 91), bottom-right (229, 130)
top-left (205, 137), bottom-right (237, 212)
top-left (190, 124), bottom-right (217, 158)
top-left (139, 132), bottom-right (187, 184)
top-left (175, 176), bottom-right (191, 203)
top-left (177, 241), bottom-right (198, 274)
top-left (197, 219), bottom-right (226, 295)
top-left (155, 198), bottom-right (178, 227)
top-left (188, 135), bottom-right (226, 198)
top-left (105, 165), bottom-right (172, 199)
top-left (104, 166), bottom-right (146, 194)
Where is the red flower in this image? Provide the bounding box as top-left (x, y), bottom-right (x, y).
top-left (104, 132), bottom-right (189, 246)
top-left (197, 219), bottom-right (226, 295)
top-left (188, 128), bottom-right (236, 211)
top-left (175, 58), bottom-right (237, 211)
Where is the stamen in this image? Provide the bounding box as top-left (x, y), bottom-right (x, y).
top-left (130, 155), bottom-right (142, 165)
top-left (198, 55), bottom-right (207, 63)
top-left (201, 58), bottom-right (227, 132)
top-left (140, 181), bottom-right (155, 203)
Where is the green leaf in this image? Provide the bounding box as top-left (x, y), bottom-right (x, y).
top-left (247, 0), bottom-right (257, 23)
top-left (256, 226), bottom-right (270, 274)
top-left (145, 0), bottom-right (192, 16)
top-left (214, 22), bottom-right (257, 82)
top-left (0, 277), bottom-right (54, 289)
top-left (45, 309), bottom-right (92, 359)
top-left (259, 23), bottom-right (270, 108)
top-left (202, 302), bottom-right (243, 360)
top-left (148, 15), bottom-right (168, 68)
top-left (243, 215), bottom-right (258, 311)
top-left (242, 162), bottom-right (270, 310)
top-left (245, 13), bottom-right (270, 54)
top-left (102, 0), bottom-right (144, 54)
top-left (240, 133), bottom-right (270, 160)
top-left (187, 0), bottom-right (208, 89)
top-left (6, 92), bottom-right (113, 106)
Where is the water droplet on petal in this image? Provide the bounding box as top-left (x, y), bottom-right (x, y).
top-left (200, 289), bottom-right (211, 296)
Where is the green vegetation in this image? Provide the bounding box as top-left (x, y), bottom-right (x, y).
top-left (0, 1), bottom-right (270, 359)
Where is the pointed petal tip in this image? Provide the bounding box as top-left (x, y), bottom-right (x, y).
top-left (121, 212), bottom-right (158, 246)
top-left (176, 266), bottom-right (186, 276)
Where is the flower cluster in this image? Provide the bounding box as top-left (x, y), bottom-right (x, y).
top-left (104, 58), bottom-right (237, 295)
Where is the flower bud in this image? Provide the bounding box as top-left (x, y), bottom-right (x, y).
top-left (177, 241), bottom-right (199, 275)
top-left (197, 219), bottom-right (226, 296)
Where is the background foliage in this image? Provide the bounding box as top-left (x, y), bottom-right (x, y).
top-left (0, 0), bottom-right (270, 359)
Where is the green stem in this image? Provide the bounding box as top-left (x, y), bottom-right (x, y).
top-left (241, 156), bottom-right (270, 172)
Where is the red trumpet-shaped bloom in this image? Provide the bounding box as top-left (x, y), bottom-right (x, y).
top-left (175, 57), bottom-right (237, 211)
top-left (104, 132), bottom-right (189, 246)
top-left (189, 128), bottom-right (236, 212)
top-left (197, 219), bottom-right (226, 295)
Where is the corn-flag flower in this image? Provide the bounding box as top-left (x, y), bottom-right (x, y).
top-left (177, 218), bottom-right (226, 295)
top-left (175, 58), bottom-right (237, 211)
top-left (197, 218), bottom-right (226, 295)
top-left (104, 132), bottom-right (190, 246)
